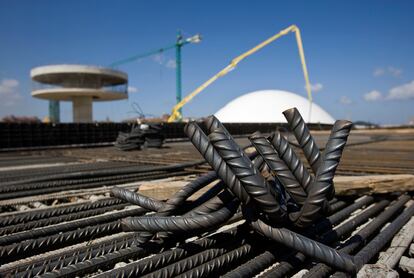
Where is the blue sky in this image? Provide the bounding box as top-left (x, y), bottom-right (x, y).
top-left (0, 0), bottom-right (413, 124)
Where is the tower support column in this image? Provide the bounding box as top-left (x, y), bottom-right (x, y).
top-left (73, 96), bottom-right (93, 122)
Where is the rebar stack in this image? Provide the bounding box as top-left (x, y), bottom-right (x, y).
top-left (0, 107), bottom-right (413, 277)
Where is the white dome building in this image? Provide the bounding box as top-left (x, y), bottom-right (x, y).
top-left (214, 90), bottom-right (335, 124)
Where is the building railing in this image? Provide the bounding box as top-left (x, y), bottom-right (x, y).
top-left (31, 81), bottom-right (128, 94)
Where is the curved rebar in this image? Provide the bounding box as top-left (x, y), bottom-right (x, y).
top-left (248, 217), bottom-right (356, 273)
top-left (316, 120), bottom-right (352, 199)
top-left (291, 120), bottom-right (353, 227)
top-left (184, 190), bottom-right (232, 217)
top-left (186, 181), bottom-right (225, 211)
top-left (249, 132), bottom-right (307, 205)
top-left (122, 197), bottom-right (239, 233)
top-left (111, 187), bottom-right (164, 212)
top-left (209, 128), bottom-right (284, 220)
top-left (132, 171), bottom-right (219, 244)
top-left (283, 107), bottom-right (322, 174)
top-left (269, 131), bottom-right (313, 191)
top-left (184, 122), bottom-right (251, 204)
top-left (158, 171), bottom-right (218, 215)
top-left (155, 181), bottom-right (227, 241)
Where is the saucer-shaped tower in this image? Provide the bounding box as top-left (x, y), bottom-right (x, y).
top-left (31, 64), bottom-right (128, 122)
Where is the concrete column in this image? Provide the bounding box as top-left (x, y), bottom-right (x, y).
top-left (72, 96), bottom-right (93, 122)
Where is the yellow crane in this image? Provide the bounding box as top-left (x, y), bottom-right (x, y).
top-left (168, 25), bottom-right (313, 122)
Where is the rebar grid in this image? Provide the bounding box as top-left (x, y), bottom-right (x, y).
top-left (9, 107), bottom-right (412, 278)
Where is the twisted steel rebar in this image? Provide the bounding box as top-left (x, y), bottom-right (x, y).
top-left (0, 198), bottom-right (124, 227)
top-left (38, 244), bottom-right (157, 278)
top-left (303, 194), bottom-right (411, 278)
top-left (140, 233), bottom-right (251, 278)
top-left (6, 234), bottom-right (140, 277)
top-left (283, 107), bottom-right (322, 174)
top-left (308, 195), bottom-right (374, 235)
top-left (208, 127), bottom-right (284, 220)
top-left (0, 221), bottom-right (122, 264)
top-left (247, 216), bottom-right (356, 273)
top-left (327, 200), bottom-right (347, 213)
top-left (353, 200), bottom-right (414, 269)
top-left (329, 200), bottom-right (414, 278)
top-left (0, 207), bottom-right (146, 246)
top-left (0, 170), bottom-right (167, 194)
top-left (221, 248), bottom-right (281, 278)
top-left (184, 122), bottom-right (251, 204)
top-left (112, 187), bottom-right (164, 212)
top-left (319, 199), bottom-right (390, 243)
top-left (290, 120), bottom-right (352, 227)
top-left (185, 180), bottom-right (225, 211)
top-left (120, 171), bottom-right (222, 244)
top-left (313, 120), bottom-right (352, 200)
top-left (249, 132), bottom-right (307, 205)
top-left (156, 171), bottom-right (218, 215)
top-left (2, 160), bottom-right (205, 187)
top-left (174, 242), bottom-right (257, 278)
top-left (0, 170), bottom-right (191, 201)
top-left (122, 197), bottom-right (239, 233)
top-left (0, 203), bottom-right (127, 236)
top-left (184, 190), bottom-right (232, 217)
top-left (269, 131), bottom-right (313, 191)
top-left (93, 228), bottom-right (242, 278)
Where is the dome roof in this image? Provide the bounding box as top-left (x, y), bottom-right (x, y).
top-left (214, 90), bottom-right (335, 124)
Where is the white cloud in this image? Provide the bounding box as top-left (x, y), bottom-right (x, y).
top-left (363, 81), bottom-right (414, 102)
top-left (339, 96), bottom-right (352, 105)
top-left (128, 86), bottom-right (138, 93)
top-left (386, 80), bottom-right (414, 100)
top-left (388, 66), bottom-right (402, 77)
top-left (152, 53), bottom-right (164, 65)
top-left (373, 66), bottom-right (402, 78)
top-left (2, 79), bottom-right (19, 87)
top-left (166, 59), bottom-right (176, 69)
top-left (373, 68), bottom-right (385, 77)
top-left (306, 82), bottom-right (323, 92)
top-left (152, 53), bottom-right (176, 69)
top-left (0, 78), bottom-right (22, 107)
top-left (364, 90), bottom-right (383, 102)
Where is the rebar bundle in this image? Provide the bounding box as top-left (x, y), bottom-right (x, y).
top-left (114, 123), bottom-right (164, 151)
top-left (82, 107), bottom-right (413, 276)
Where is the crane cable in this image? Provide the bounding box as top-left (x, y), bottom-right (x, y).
top-left (168, 24), bottom-right (313, 122)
